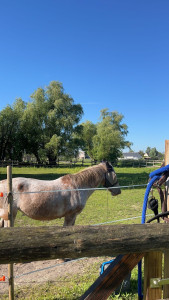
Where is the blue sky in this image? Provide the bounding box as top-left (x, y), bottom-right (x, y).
top-left (0, 0), bottom-right (168, 153)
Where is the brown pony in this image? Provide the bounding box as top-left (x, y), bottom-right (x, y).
top-left (0, 161), bottom-right (121, 227)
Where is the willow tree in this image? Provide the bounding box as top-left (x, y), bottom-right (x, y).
top-left (79, 121), bottom-right (97, 158)
top-left (21, 81), bottom-right (83, 164)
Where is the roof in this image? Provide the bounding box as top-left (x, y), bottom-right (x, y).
top-left (122, 152), bottom-right (142, 160)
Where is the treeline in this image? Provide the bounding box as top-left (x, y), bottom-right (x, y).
top-left (0, 81), bottom-right (131, 164)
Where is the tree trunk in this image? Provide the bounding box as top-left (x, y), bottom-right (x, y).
top-left (47, 154), bottom-right (56, 165)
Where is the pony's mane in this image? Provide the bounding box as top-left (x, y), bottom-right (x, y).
top-left (70, 163), bottom-right (106, 188)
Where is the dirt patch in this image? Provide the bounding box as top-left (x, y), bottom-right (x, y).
top-left (0, 257), bottom-right (108, 298)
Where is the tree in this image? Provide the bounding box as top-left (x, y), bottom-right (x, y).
top-left (149, 147), bottom-right (158, 159)
top-left (145, 147), bottom-right (164, 160)
top-left (45, 134), bottom-right (62, 162)
top-left (145, 147), bottom-right (151, 156)
top-left (0, 98), bottom-right (26, 161)
top-left (21, 81), bottom-right (83, 164)
top-left (44, 81), bottom-right (83, 163)
top-left (139, 150), bottom-right (144, 158)
top-left (80, 121), bottom-right (97, 157)
top-left (21, 88), bottom-right (47, 163)
top-left (0, 106), bottom-right (15, 160)
top-left (90, 109), bottom-right (132, 163)
top-left (0, 81), bottom-right (83, 163)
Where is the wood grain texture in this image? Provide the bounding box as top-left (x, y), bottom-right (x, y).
top-left (80, 253), bottom-right (144, 300)
top-left (1, 224), bottom-right (169, 263)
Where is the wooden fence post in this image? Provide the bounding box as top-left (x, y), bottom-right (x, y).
top-left (163, 140), bottom-right (169, 298)
top-left (143, 252), bottom-right (162, 300)
top-left (143, 152), bottom-right (164, 300)
top-left (7, 165), bottom-right (14, 300)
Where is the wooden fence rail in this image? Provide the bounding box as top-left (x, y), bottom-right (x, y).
top-left (1, 224), bottom-right (169, 264)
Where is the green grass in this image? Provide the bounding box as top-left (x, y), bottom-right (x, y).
top-left (1, 260), bottom-right (141, 300)
top-left (0, 165), bottom-right (158, 299)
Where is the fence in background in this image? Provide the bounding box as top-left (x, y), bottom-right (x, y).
top-left (0, 159), bottom-right (163, 168)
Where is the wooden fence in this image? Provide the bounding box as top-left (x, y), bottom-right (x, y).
top-left (0, 159), bottom-right (96, 168)
top-left (0, 140), bottom-right (168, 299)
top-left (0, 224), bottom-right (169, 264)
top-left (118, 159), bottom-right (163, 168)
top-left (0, 159), bottom-right (164, 168)
top-left (1, 224), bottom-right (169, 299)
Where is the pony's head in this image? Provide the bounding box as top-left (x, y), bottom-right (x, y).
top-left (102, 161), bottom-right (121, 196)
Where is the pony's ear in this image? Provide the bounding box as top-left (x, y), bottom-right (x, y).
top-left (106, 161), bottom-right (114, 172)
top-left (102, 160), bottom-right (113, 170)
top-left (102, 160), bottom-right (109, 166)
top-left (106, 161), bottom-right (109, 167)
top-left (105, 161), bottom-right (111, 167)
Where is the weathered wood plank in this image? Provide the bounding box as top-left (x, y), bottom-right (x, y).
top-left (80, 253), bottom-right (145, 300)
top-left (1, 224), bottom-right (169, 263)
top-left (143, 251), bottom-right (162, 300)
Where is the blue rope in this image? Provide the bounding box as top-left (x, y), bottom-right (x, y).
top-left (141, 175), bottom-right (161, 224)
top-left (149, 164), bottom-right (169, 179)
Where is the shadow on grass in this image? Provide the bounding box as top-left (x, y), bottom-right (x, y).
top-left (117, 172), bottom-right (149, 186)
top-left (0, 173), bottom-right (67, 181)
top-left (0, 167), bottom-right (152, 187)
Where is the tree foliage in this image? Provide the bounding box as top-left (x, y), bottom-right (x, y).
top-left (0, 82), bottom-right (134, 164)
top-left (0, 99), bottom-right (26, 161)
top-left (81, 109), bottom-right (132, 163)
top-left (145, 147), bottom-right (163, 160)
top-left (80, 121), bottom-right (97, 158)
top-left (0, 81), bottom-right (83, 163)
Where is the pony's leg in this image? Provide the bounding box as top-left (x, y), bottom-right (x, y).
top-left (64, 214), bottom-right (77, 226)
top-left (0, 208), bottom-right (17, 227)
top-left (2, 218), bottom-right (16, 227)
top-left (63, 214), bottom-right (77, 262)
top-left (4, 209), bottom-right (18, 227)
top-left (4, 220), bottom-right (8, 227)
top-left (0, 218), bottom-right (4, 227)
top-left (0, 219), bottom-right (12, 227)
top-left (11, 208), bottom-right (17, 227)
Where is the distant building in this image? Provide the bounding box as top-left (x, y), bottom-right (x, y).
top-left (78, 150), bottom-right (85, 159)
top-left (143, 153), bottom-right (150, 159)
top-left (78, 150), bottom-right (90, 159)
top-left (122, 152), bottom-right (142, 160)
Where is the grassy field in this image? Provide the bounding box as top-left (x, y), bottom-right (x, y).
top-left (0, 165), bottom-right (159, 299)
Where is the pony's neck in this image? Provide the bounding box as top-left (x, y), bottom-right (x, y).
top-left (72, 164), bottom-right (106, 189)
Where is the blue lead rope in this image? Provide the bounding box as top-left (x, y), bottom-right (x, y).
top-left (141, 175), bottom-right (161, 224)
top-left (149, 164), bottom-right (169, 179)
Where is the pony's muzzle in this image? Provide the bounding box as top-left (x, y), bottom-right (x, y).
top-left (110, 183), bottom-right (121, 196)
